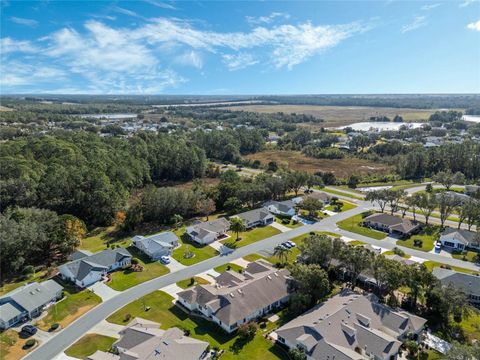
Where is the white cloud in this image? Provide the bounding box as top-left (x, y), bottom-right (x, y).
top-left (467, 20), bottom-right (480, 31)
top-left (10, 16), bottom-right (38, 27)
top-left (401, 16), bottom-right (427, 33)
top-left (144, 0), bottom-right (176, 10)
top-left (0, 37), bottom-right (37, 53)
top-left (175, 50), bottom-right (203, 68)
top-left (459, 0), bottom-right (477, 7)
top-left (421, 3), bottom-right (440, 10)
top-left (223, 53), bottom-right (258, 71)
top-left (246, 12), bottom-right (290, 25)
top-left (112, 6), bottom-right (144, 19)
top-left (0, 61), bottom-right (66, 86)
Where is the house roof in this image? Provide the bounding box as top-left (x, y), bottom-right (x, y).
top-left (87, 351), bottom-right (120, 360)
top-left (133, 232), bottom-right (178, 253)
top-left (432, 268), bottom-right (480, 295)
top-left (306, 192), bottom-right (331, 203)
top-left (364, 213), bottom-right (419, 234)
top-left (264, 200), bottom-right (295, 213)
top-left (0, 280), bottom-right (63, 313)
top-left (440, 227), bottom-right (477, 245)
top-left (234, 207), bottom-right (273, 224)
top-left (275, 290), bottom-right (426, 360)
top-left (178, 260), bottom-right (291, 327)
top-left (0, 303), bottom-right (22, 323)
top-left (186, 218), bottom-right (230, 240)
top-left (68, 250), bottom-right (93, 261)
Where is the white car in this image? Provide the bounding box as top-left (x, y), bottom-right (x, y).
top-left (160, 256), bottom-right (171, 264)
top-left (287, 241), bottom-right (296, 248)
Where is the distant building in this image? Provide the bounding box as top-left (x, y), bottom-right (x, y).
top-left (132, 232), bottom-right (179, 260)
top-left (274, 290), bottom-right (426, 360)
top-left (363, 213), bottom-right (420, 237)
top-left (438, 227), bottom-right (479, 251)
top-left (433, 268), bottom-right (480, 308)
top-left (87, 317), bottom-right (209, 360)
top-left (177, 260), bottom-right (291, 333)
top-left (186, 218), bottom-right (231, 245)
top-left (59, 248), bottom-right (132, 288)
top-left (0, 280), bottom-right (63, 329)
top-left (232, 207), bottom-right (274, 229)
top-left (264, 200), bottom-right (296, 217)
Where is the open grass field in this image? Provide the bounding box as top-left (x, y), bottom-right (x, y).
top-left (65, 334), bottom-right (116, 359)
top-left (222, 226), bottom-right (281, 248)
top-left (108, 247), bottom-right (170, 291)
top-left (35, 279), bottom-right (102, 331)
top-left (244, 150), bottom-right (391, 178)
top-left (106, 290), bottom-right (287, 360)
top-left (220, 104), bottom-right (436, 128)
top-left (336, 213), bottom-right (387, 240)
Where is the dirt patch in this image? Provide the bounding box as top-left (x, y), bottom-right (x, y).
top-left (36, 304), bottom-right (96, 331)
top-left (243, 150), bottom-right (391, 178)
top-left (0, 330), bottom-right (34, 360)
top-left (0, 106), bottom-right (14, 112)
top-left (220, 104), bottom-right (436, 128)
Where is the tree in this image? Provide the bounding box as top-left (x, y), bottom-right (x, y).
top-left (237, 322), bottom-right (257, 341)
top-left (433, 171), bottom-right (465, 190)
top-left (405, 195), bottom-right (419, 221)
top-left (229, 217), bottom-right (246, 241)
top-left (224, 197), bottom-right (242, 215)
top-left (416, 193), bottom-right (436, 225)
top-left (196, 197), bottom-right (216, 220)
top-left (442, 342), bottom-right (480, 360)
top-left (288, 348), bottom-right (307, 360)
top-left (404, 263), bottom-right (435, 311)
top-left (298, 197), bottom-right (323, 217)
top-left (290, 264), bottom-right (330, 308)
top-left (287, 171), bottom-right (310, 196)
top-left (341, 246), bottom-right (372, 290)
top-left (298, 234), bottom-right (337, 267)
top-left (436, 192), bottom-right (460, 228)
top-left (267, 161), bottom-right (278, 172)
top-left (273, 245), bottom-right (291, 264)
top-left (366, 190), bottom-right (389, 213)
top-left (347, 175), bottom-right (359, 189)
top-left (170, 214), bottom-right (183, 228)
top-left (459, 199), bottom-right (480, 230)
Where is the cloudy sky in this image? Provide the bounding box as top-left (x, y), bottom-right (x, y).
top-left (1, 0), bottom-right (479, 94)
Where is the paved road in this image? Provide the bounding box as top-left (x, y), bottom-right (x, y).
top-left (25, 198), bottom-right (478, 360)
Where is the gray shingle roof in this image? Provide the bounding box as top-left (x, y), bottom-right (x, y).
top-left (364, 213), bottom-right (419, 234)
top-left (432, 268), bottom-right (480, 296)
top-left (0, 280), bottom-right (63, 313)
top-left (234, 207), bottom-right (272, 225)
top-left (186, 218), bottom-right (230, 240)
top-left (0, 303), bottom-right (22, 323)
top-left (440, 227), bottom-right (478, 246)
top-left (264, 200), bottom-right (295, 213)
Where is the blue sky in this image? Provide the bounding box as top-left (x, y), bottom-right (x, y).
top-left (1, 0), bottom-right (479, 94)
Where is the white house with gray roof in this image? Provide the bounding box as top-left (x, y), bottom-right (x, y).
top-left (132, 232), bottom-right (179, 260)
top-left (274, 290), bottom-right (426, 360)
top-left (433, 268), bottom-right (480, 308)
top-left (87, 317), bottom-right (209, 360)
top-left (186, 218), bottom-right (231, 245)
top-left (232, 207), bottom-right (274, 229)
top-left (59, 248), bottom-right (132, 288)
top-left (438, 227), bottom-right (479, 251)
top-left (264, 200), bottom-right (296, 217)
top-left (177, 259), bottom-right (292, 333)
top-left (0, 280), bottom-right (63, 329)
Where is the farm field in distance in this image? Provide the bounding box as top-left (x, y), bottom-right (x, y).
top-left (220, 104), bottom-right (438, 128)
top-left (244, 150), bottom-right (391, 178)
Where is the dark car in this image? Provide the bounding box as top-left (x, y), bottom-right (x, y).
top-left (21, 325), bottom-right (37, 336)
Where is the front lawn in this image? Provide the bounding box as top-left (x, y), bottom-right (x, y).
top-left (108, 247), bottom-right (170, 291)
top-left (423, 261), bottom-right (480, 275)
top-left (35, 279), bottom-right (102, 331)
top-left (176, 276), bottom-right (210, 289)
top-left (336, 213), bottom-right (387, 240)
top-left (243, 254), bottom-right (271, 263)
top-left (396, 226), bottom-right (439, 252)
top-left (319, 187), bottom-right (364, 200)
top-left (214, 263), bottom-right (244, 273)
top-left (325, 200), bottom-right (357, 212)
top-left (222, 226), bottom-right (281, 248)
top-left (172, 228), bottom-right (219, 266)
top-left (65, 334), bottom-right (117, 359)
top-left (0, 329), bottom-right (34, 360)
top-left (106, 290), bottom-right (286, 359)
top-left (275, 216), bottom-right (303, 229)
top-left (452, 251), bottom-right (479, 263)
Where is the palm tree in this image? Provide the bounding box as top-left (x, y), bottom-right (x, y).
top-left (230, 217), bottom-right (246, 241)
top-left (273, 245), bottom-right (291, 264)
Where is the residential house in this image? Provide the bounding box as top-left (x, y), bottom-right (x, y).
top-left (232, 208), bottom-right (274, 229)
top-left (0, 280), bottom-right (63, 329)
top-left (186, 218), bottom-right (231, 245)
top-left (363, 213), bottom-right (420, 237)
top-left (59, 248), bottom-right (132, 288)
top-left (433, 268), bottom-right (480, 308)
top-left (304, 192), bottom-right (332, 204)
top-left (274, 290), bottom-right (427, 360)
top-left (264, 200), bottom-right (296, 217)
top-left (177, 260), bottom-right (291, 333)
top-left (87, 317), bottom-right (209, 360)
top-left (438, 227), bottom-right (479, 251)
top-left (132, 232), bottom-right (179, 260)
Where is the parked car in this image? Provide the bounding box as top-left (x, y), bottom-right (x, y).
top-left (160, 256), bottom-right (171, 264)
top-left (434, 241), bottom-right (442, 253)
top-left (22, 325), bottom-right (37, 336)
top-left (282, 242), bottom-right (293, 249)
top-left (286, 241), bottom-right (296, 248)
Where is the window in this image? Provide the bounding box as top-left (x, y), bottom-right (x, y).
top-left (444, 241), bottom-right (455, 248)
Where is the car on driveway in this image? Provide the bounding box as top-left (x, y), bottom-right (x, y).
top-left (21, 325), bottom-right (37, 336)
top-left (160, 256), bottom-right (171, 264)
top-left (286, 241), bottom-right (296, 248)
top-left (434, 241), bottom-right (442, 253)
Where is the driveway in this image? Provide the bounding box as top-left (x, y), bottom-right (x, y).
top-left (87, 282), bottom-right (120, 301)
top-left (160, 283), bottom-right (184, 300)
top-left (271, 221), bottom-right (291, 233)
top-left (87, 320), bottom-right (123, 338)
top-left (164, 257), bottom-right (186, 272)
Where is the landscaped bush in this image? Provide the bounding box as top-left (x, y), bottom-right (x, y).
top-left (50, 323), bottom-right (60, 331)
top-left (413, 239), bottom-right (423, 247)
top-left (131, 258), bottom-right (139, 265)
top-left (24, 339), bottom-right (36, 349)
top-left (238, 322), bottom-right (258, 341)
top-left (124, 313), bottom-right (132, 322)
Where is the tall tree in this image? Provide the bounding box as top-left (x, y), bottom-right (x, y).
top-left (229, 217), bottom-right (246, 241)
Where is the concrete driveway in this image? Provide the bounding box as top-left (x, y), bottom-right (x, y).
top-left (271, 222), bottom-right (291, 233)
top-left (160, 283), bottom-right (184, 300)
top-left (87, 320), bottom-right (123, 338)
top-left (87, 282), bottom-right (120, 301)
top-left (164, 257), bottom-right (186, 272)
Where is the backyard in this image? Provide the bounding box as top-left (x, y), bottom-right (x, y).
top-left (35, 279), bottom-right (102, 331)
top-left (106, 290), bottom-right (288, 359)
top-left (107, 247), bottom-right (170, 291)
top-left (336, 213), bottom-right (387, 240)
top-left (65, 334), bottom-right (116, 359)
top-left (222, 226), bottom-right (281, 248)
top-left (275, 216), bottom-right (303, 229)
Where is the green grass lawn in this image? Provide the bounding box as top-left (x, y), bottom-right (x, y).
top-left (275, 216), bottom-right (303, 229)
top-left (459, 310), bottom-right (480, 342)
top-left (108, 247), bottom-right (170, 291)
top-left (35, 279), bottom-right (102, 331)
top-left (107, 290), bottom-right (286, 359)
top-left (325, 200), bottom-right (357, 212)
top-left (423, 261), bottom-right (480, 275)
top-left (222, 226), bottom-right (281, 248)
top-left (348, 240), bottom-right (367, 246)
top-left (65, 334), bottom-right (116, 359)
top-left (80, 226), bottom-right (131, 253)
top-left (382, 250), bottom-right (411, 259)
top-left (176, 276), bottom-right (210, 289)
top-left (243, 254), bottom-right (271, 263)
top-left (396, 226), bottom-right (439, 252)
top-left (214, 263), bottom-right (244, 273)
top-left (426, 349), bottom-right (443, 360)
top-left (171, 227), bottom-right (219, 266)
top-left (452, 251), bottom-right (479, 263)
top-left (336, 213), bottom-right (387, 240)
top-left (317, 187), bottom-right (364, 200)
